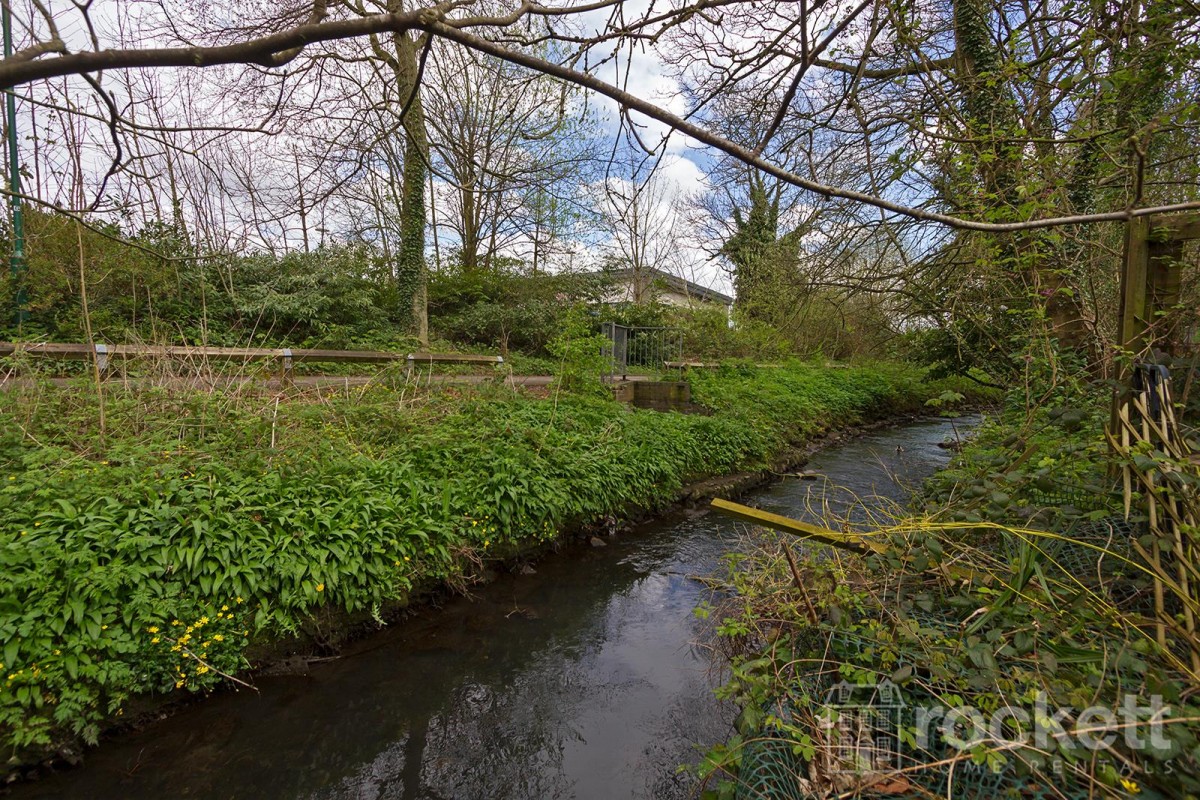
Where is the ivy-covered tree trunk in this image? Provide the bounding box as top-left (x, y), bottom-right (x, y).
top-left (397, 35), bottom-right (429, 344)
top-left (951, 0), bottom-right (1091, 350)
top-left (399, 89), bottom-right (429, 345)
top-left (952, 0), bottom-right (1015, 205)
top-left (383, 3), bottom-right (429, 345)
top-left (722, 174), bottom-right (786, 323)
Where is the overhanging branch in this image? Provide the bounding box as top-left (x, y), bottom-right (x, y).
top-left (429, 24), bottom-right (1200, 234)
top-left (0, 8), bottom-right (434, 88)
top-left (2, 5), bottom-right (1197, 234)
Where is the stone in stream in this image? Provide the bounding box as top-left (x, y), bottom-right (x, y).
top-left (589, 536), bottom-right (607, 547)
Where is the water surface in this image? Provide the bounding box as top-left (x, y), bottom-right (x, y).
top-left (14, 416), bottom-right (972, 800)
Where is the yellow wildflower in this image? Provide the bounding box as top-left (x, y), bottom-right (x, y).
top-left (236, 597), bottom-right (244, 604)
top-left (1121, 779), bottom-right (1140, 794)
top-left (196, 665), bottom-right (209, 675)
top-left (213, 634), bottom-right (224, 642)
top-left (221, 605), bottom-right (229, 612)
top-left (316, 583), bottom-right (325, 592)
top-left (151, 637), bottom-right (160, 644)
top-left (147, 626), bottom-right (160, 634)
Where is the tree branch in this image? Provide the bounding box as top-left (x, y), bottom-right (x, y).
top-left (0, 7), bottom-right (439, 89)
top-left (430, 24), bottom-right (1200, 233)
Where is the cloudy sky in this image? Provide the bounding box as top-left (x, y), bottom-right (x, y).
top-left (9, 0), bottom-right (748, 296)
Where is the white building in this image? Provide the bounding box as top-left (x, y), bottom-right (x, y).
top-left (600, 267), bottom-right (733, 312)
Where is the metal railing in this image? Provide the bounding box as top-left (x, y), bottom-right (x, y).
top-left (601, 323), bottom-right (682, 378)
top-left (0, 341), bottom-right (502, 380)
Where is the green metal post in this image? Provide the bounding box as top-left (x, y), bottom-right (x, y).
top-left (3, 3), bottom-right (28, 327)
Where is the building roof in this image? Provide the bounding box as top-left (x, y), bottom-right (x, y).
top-left (603, 266), bottom-right (734, 306)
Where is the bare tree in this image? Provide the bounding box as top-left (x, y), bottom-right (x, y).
top-left (423, 40), bottom-right (598, 273)
top-left (594, 159), bottom-right (693, 301)
top-left (3, 0), bottom-right (1197, 238)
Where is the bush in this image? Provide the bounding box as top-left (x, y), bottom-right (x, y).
top-left (428, 261), bottom-right (611, 355)
top-left (548, 305), bottom-right (611, 395)
top-left (0, 210), bottom-right (410, 349)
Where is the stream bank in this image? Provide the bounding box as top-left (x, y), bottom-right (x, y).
top-left (0, 363), bottom-right (993, 777)
top-left (6, 417), bottom-right (975, 800)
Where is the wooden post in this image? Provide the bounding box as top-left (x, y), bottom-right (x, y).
top-left (1111, 213), bottom-right (1197, 458)
top-left (1119, 213), bottom-right (1196, 360)
top-left (278, 348), bottom-right (294, 388)
top-left (1117, 216), bottom-right (1152, 358)
top-left (1148, 234), bottom-right (1185, 357)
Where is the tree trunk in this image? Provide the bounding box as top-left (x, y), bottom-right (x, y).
top-left (393, 23), bottom-right (429, 345)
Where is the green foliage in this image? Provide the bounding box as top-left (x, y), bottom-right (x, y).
top-left (599, 300), bottom-right (672, 330)
top-left (548, 304), bottom-right (611, 396)
top-left (675, 305), bottom-right (791, 362)
top-left (689, 361), bottom-right (992, 447)
top-left (218, 247), bottom-right (402, 347)
top-left (697, 371), bottom-right (1195, 798)
top-left (0, 361), bottom-right (949, 763)
top-left (720, 176), bottom-right (799, 323)
top-left (906, 312), bottom-right (1018, 386)
top-left (0, 210), bottom-right (413, 349)
top-left (701, 519), bottom-right (1200, 797)
top-left (924, 364), bottom-right (1115, 529)
top-left (428, 261), bottom-right (609, 355)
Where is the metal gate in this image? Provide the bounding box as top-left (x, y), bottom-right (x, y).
top-left (601, 322), bottom-right (628, 378)
top-left (601, 322), bottom-right (682, 378)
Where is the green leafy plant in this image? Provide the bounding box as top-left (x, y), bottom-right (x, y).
top-left (0, 360), bottom-right (960, 769)
top-left (547, 304), bottom-right (611, 396)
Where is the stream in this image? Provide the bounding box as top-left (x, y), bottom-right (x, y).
top-left (11, 416), bottom-right (975, 800)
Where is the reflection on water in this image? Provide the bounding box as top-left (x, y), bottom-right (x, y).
top-left (13, 417), bottom-right (973, 800)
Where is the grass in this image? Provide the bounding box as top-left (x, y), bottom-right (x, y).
top-left (0, 359), bottom-right (984, 767)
